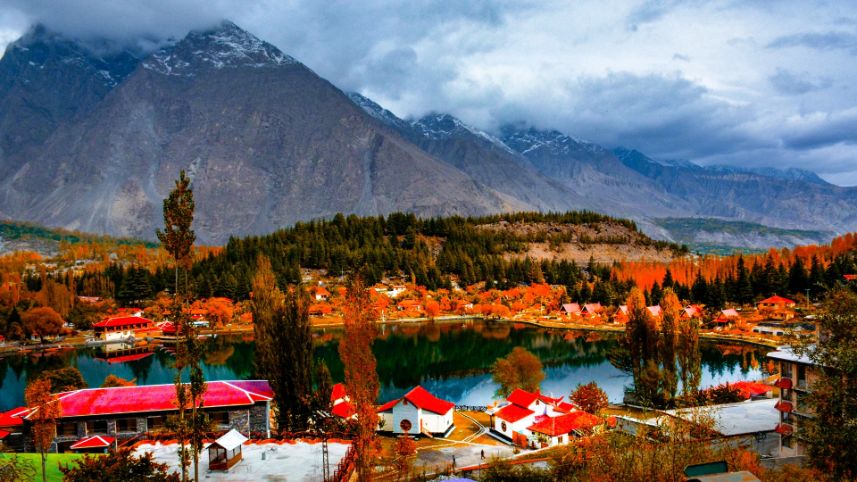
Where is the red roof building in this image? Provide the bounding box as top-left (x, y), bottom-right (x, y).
top-left (23, 380), bottom-right (274, 450)
top-left (494, 403), bottom-right (535, 423)
top-left (758, 295), bottom-right (796, 310)
top-left (527, 411), bottom-right (600, 437)
top-left (93, 315), bottom-right (154, 330)
top-left (377, 386), bottom-right (454, 436)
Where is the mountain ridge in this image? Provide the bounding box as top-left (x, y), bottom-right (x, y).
top-left (1, 21), bottom-right (856, 249)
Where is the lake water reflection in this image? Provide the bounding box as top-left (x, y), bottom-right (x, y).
top-left (0, 320), bottom-right (768, 411)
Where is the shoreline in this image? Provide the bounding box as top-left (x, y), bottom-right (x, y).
top-left (0, 314), bottom-right (783, 357)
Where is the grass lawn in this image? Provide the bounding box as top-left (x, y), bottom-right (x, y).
top-left (0, 453), bottom-right (92, 482)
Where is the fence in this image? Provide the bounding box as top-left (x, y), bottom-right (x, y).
top-left (331, 444), bottom-right (357, 482)
top-left (456, 405), bottom-right (487, 412)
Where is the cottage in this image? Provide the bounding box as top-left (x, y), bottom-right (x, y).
top-left (488, 388), bottom-right (579, 443)
top-left (24, 380), bottom-right (273, 451)
top-left (311, 286), bottom-right (331, 302)
top-left (646, 305), bottom-right (662, 318)
top-left (560, 303), bottom-right (581, 316)
top-left (93, 315), bottom-right (154, 342)
top-left (581, 303), bottom-right (603, 317)
top-left (208, 429), bottom-right (248, 471)
top-left (396, 299), bottom-right (423, 313)
top-left (612, 305), bottom-right (629, 323)
top-left (377, 386), bottom-right (454, 436)
top-left (524, 411), bottom-right (600, 448)
top-left (682, 305), bottom-right (702, 319)
top-left (714, 309), bottom-right (740, 325)
top-left (758, 295), bottom-right (796, 321)
top-left (0, 407), bottom-right (29, 450)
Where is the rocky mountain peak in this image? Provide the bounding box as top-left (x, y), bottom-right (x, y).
top-left (142, 20), bottom-right (297, 76)
top-left (499, 124), bottom-right (605, 158)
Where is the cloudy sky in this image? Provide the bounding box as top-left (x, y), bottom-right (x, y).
top-left (2, 0), bottom-right (856, 184)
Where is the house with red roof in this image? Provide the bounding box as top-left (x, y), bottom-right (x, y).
top-left (758, 295), bottom-right (796, 321)
top-left (311, 285), bottom-right (331, 301)
top-left (682, 305), bottom-right (703, 319)
top-left (0, 406), bottom-right (30, 450)
top-left (560, 303), bottom-right (581, 316)
top-left (23, 380), bottom-right (273, 451)
top-left (524, 411), bottom-right (600, 448)
top-left (93, 315), bottom-right (154, 342)
top-left (488, 388), bottom-right (581, 443)
top-left (377, 386), bottom-right (454, 436)
top-left (715, 309), bottom-right (740, 325)
top-left (647, 305), bottom-right (662, 318)
top-left (581, 303), bottom-right (603, 317)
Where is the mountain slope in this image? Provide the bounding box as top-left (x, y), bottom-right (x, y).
top-left (349, 93), bottom-right (586, 211)
top-left (0, 22), bottom-right (524, 244)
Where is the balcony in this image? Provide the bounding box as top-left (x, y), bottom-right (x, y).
top-left (775, 400), bottom-right (793, 413)
top-left (774, 377), bottom-right (792, 390)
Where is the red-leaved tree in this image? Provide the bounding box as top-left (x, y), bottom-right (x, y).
top-left (339, 276), bottom-right (380, 481)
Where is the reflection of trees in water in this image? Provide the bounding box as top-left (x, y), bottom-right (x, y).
top-left (312, 322), bottom-right (618, 390)
top-left (607, 340), bottom-right (767, 380)
top-left (127, 351), bottom-right (155, 382)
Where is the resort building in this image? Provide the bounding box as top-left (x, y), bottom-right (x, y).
top-left (377, 386), bottom-right (454, 436)
top-left (768, 346), bottom-right (819, 457)
top-left (561, 303), bottom-right (581, 316)
top-left (523, 411), bottom-right (600, 448)
top-left (23, 380), bottom-right (273, 452)
top-left (92, 315), bottom-right (155, 342)
top-left (758, 295), bottom-right (797, 321)
top-left (488, 388), bottom-right (580, 444)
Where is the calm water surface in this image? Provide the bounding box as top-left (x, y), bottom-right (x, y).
top-left (0, 320), bottom-right (769, 411)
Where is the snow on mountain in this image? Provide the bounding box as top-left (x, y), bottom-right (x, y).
top-left (499, 125), bottom-right (607, 158)
top-left (142, 21), bottom-right (296, 76)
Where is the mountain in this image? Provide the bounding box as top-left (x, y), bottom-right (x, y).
top-left (0, 22), bottom-right (540, 244)
top-left (1, 20), bottom-right (856, 249)
top-left (348, 93), bottom-right (585, 211)
top-left (613, 148), bottom-right (857, 235)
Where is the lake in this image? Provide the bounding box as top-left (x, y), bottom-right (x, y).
top-left (0, 320), bottom-right (769, 411)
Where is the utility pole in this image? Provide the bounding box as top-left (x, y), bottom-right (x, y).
top-left (805, 288), bottom-right (811, 309)
top-left (316, 409), bottom-right (332, 481)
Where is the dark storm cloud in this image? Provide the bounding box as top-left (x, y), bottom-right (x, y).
top-left (782, 110), bottom-right (857, 150)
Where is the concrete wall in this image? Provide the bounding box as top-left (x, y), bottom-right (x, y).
top-left (421, 409), bottom-right (453, 434)
top-left (392, 401), bottom-right (420, 434)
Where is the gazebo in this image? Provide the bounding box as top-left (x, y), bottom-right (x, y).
top-left (207, 429), bottom-right (248, 471)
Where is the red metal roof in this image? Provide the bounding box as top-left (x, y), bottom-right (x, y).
top-left (93, 316), bottom-right (154, 329)
top-left (0, 429), bottom-right (10, 439)
top-left (28, 380), bottom-right (272, 419)
top-left (377, 399), bottom-right (399, 413)
top-left (70, 435), bottom-right (115, 450)
top-left (0, 407), bottom-right (29, 427)
top-left (526, 411), bottom-right (600, 436)
top-left (331, 383), bottom-right (347, 403)
top-left (332, 401), bottom-right (356, 419)
top-left (760, 295), bottom-right (795, 305)
top-left (730, 381), bottom-right (772, 399)
top-left (403, 386), bottom-right (454, 415)
top-left (774, 400), bottom-right (793, 413)
top-left (494, 403), bottom-right (534, 423)
top-left (553, 401), bottom-right (577, 414)
top-left (507, 389), bottom-right (538, 408)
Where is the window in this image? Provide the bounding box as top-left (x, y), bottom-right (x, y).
top-left (782, 435), bottom-right (793, 449)
top-left (399, 419), bottom-right (412, 432)
top-left (116, 418), bottom-right (137, 432)
top-left (147, 416), bottom-right (166, 430)
top-left (501, 421), bottom-right (507, 432)
top-left (86, 420), bottom-right (108, 434)
top-left (782, 362), bottom-right (793, 378)
top-left (208, 411), bottom-right (229, 425)
top-left (58, 422), bottom-right (77, 436)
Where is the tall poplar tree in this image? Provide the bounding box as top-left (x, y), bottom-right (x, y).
top-left (251, 255), bottom-right (314, 432)
top-left (339, 276), bottom-right (381, 481)
top-left (659, 289), bottom-right (681, 404)
top-left (157, 170), bottom-right (203, 482)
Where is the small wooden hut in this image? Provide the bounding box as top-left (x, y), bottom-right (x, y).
top-left (207, 429), bottom-right (248, 471)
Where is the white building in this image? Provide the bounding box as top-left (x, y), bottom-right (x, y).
top-left (488, 389), bottom-right (577, 443)
top-left (377, 386), bottom-right (454, 436)
top-left (92, 315), bottom-right (154, 342)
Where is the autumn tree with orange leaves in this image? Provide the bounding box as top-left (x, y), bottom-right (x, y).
top-left (492, 346), bottom-right (545, 396)
top-left (571, 382), bottom-right (609, 415)
top-left (25, 378), bottom-right (60, 482)
top-left (339, 276), bottom-right (381, 481)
